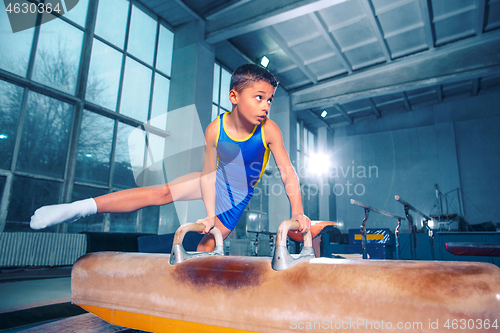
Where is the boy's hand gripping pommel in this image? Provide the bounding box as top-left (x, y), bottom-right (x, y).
top-left (195, 216), bottom-right (216, 234)
top-left (291, 213), bottom-right (311, 234)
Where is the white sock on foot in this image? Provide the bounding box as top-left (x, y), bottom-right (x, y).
top-left (30, 198), bottom-right (98, 230)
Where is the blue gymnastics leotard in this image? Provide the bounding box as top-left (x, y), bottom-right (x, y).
top-left (214, 112), bottom-right (270, 230)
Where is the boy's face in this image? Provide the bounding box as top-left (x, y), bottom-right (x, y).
top-left (229, 80), bottom-right (275, 125)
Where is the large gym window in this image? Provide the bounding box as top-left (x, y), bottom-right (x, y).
top-left (212, 63), bottom-right (232, 121)
top-left (297, 122), bottom-right (319, 220)
top-left (0, 0), bottom-right (174, 234)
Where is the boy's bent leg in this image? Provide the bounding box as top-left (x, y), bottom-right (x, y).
top-left (196, 217), bottom-right (232, 252)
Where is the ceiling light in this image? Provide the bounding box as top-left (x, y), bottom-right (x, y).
top-left (260, 56), bottom-right (269, 68)
top-left (0, 134), bottom-right (8, 139)
top-left (321, 110), bottom-right (327, 118)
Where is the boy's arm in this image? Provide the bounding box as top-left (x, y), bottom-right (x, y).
top-left (265, 119), bottom-right (311, 233)
top-left (196, 120), bottom-right (218, 234)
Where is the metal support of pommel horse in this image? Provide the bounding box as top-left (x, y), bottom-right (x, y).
top-left (169, 223), bottom-right (224, 265)
top-left (272, 220), bottom-right (314, 270)
top-left (351, 199), bottom-right (405, 259)
top-left (395, 195), bottom-right (435, 260)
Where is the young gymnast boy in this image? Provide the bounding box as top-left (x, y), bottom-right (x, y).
top-left (30, 64), bottom-right (311, 252)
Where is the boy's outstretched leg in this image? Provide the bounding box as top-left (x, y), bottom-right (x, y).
top-left (30, 172), bottom-right (202, 230)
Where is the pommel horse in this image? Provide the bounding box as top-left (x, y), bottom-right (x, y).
top-left (72, 220), bottom-right (500, 332)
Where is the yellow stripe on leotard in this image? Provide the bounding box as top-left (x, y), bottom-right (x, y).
top-left (253, 119), bottom-right (270, 188)
top-left (215, 115), bottom-right (221, 168)
top-left (215, 115), bottom-right (221, 148)
top-left (222, 112), bottom-right (257, 142)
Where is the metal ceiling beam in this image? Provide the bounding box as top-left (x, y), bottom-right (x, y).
top-left (304, 52), bottom-right (336, 66)
top-left (436, 85), bottom-right (443, 102)
top-left (307, 110), bottom-right (335, 133)
top-left (368, 98), bottom-right (381, 118)
top-left (342, 38), bottom-right (378, 52)
top-left (472, 78), bottom-right (480, 95)
top-left (266, 26), bottom-right (318, 84)
top-left (309, 12), bottom-right (353, 74)
top-left (374, 0), bottom-right (414, 15)
top-left (329, 15), bottom-right (364, 31)
top-left (477, 0), bottom-right (486, 35)
top-left (295, 65), bottom-right (500, 111)
top-left (333, 104), bottom-right (353, 124)
top-left (225, 41), bottom-right (256, 65)
top-left (172, 0), bottom-right (204, 22)
top-left (205, 0), bottom-right (348, 44)
top-left (402, 92), bottom-right (411, 110)
top-left (205, 0), bottom-right (252, 20)
top-left (359, 0), bottom-right (392, 62)
top-left (286, 79), bottom-right (312, 90)
top-left (291, 30), bottom-right (500, 111)
top-left (288, 32), bottom-right (322, 47)
top-left (274, 64), bottom-right (298, 74)
top-left (384, 22), bottom-right (424, 39)
top-left (433, 5), bottom-right (476, 22)
top-left (418, 0), bottom-right (435, 49)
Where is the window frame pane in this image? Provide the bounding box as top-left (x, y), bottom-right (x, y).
top-left (120, 56), bottom-right (153, 122)
top-left (128, 5), bottom-right (157, 66)
top-left (75, 110), bottom-right (115, 185)
top-left (32, 14), bottom-right (84, 95)
top-left (86, 38), bottom-right (123, 110)
top-left (0, 8), bottom-right (36, 77)
top-left (94, 0), bottom-right (129, 49)
top-left (63, 0), bottom-right (89, 28)
top-left (156, 24), bottom-right (174, 77)
top-left (16, 92), bottom-right (73, 179)
top-left (112, 122), bottom-right (145, 188)
top-left (0, 81), bottom-right (24, 170)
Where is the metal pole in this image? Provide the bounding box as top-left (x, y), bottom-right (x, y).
top-left (457, 188), bottom-right (463, 216)
top-left (361, 208), bottom-right (369, 259)
top-left (395, 218), bottom-right (401, 260)
top-left (429, 229), bottom-right (435, 260)
top-left (404, 206), bottom-right (416, 260)
top-left (423, 219), bottom-right (435, 260)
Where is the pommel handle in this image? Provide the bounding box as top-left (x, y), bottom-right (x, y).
top-left (173, 223), bottom-right (223, 246)
top-left (169, 223), bottom-right (224, 265)
top-left (272, 219), bottom-right (314, 271)
top-left (276, 220), bottom-right (312, 248)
